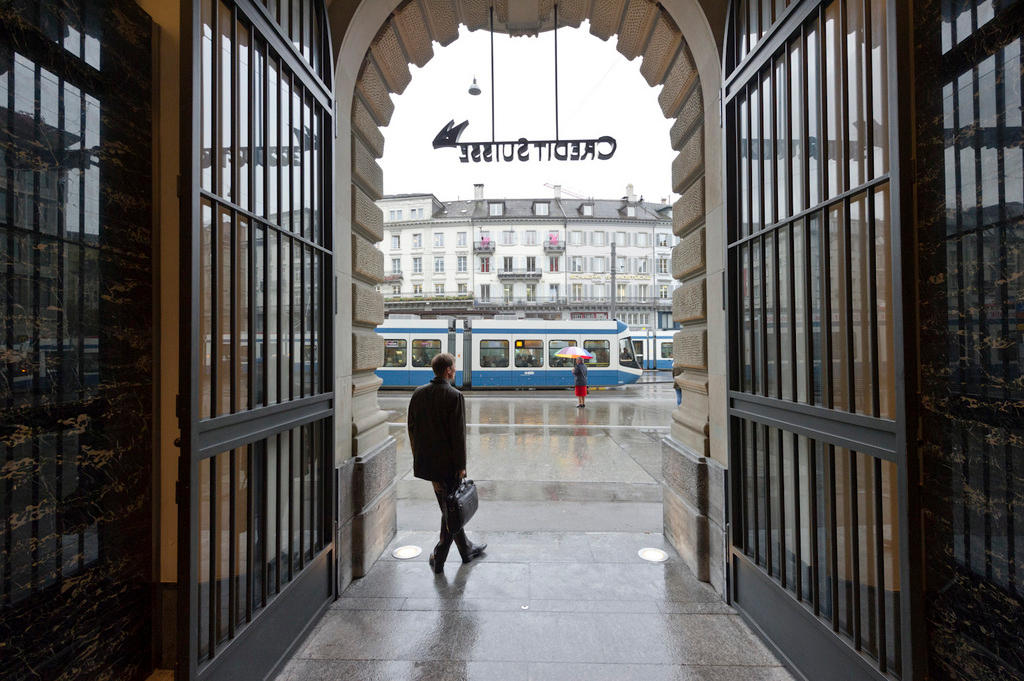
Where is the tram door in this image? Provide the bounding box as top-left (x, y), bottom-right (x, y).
top-left (724, 1), bottom-right (912, 680)
top-left (177, 1), bottom-right (335, 679)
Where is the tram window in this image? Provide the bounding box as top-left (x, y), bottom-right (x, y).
top-left (619, 338), bottom-right (639, 368)
top-left (584, 340), bottom-right (610, 367)
top-left (514, 339), bottom-right (544, 367)
top-left (479, 340), bottom-right (509, 367)
top-left (383, 339), bottom-right (406, 367)
top-left (548, 339), bottom-right (577, 368)
top-left (411, 339), bottom-right (441, 367)
top-left (661, 342), bottom-right (673, 358)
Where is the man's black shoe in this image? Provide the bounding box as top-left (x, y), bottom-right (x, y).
top-left (428, 552), bottom-right (444, 574)
top-left (461, 543), bottom-right (487, 563)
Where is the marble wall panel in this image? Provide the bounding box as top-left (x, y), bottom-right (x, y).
top-left (0, 2), bottom-right (153, 678)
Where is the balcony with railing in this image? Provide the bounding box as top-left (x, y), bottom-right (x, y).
top-left (496, 268), bottom-right (543, 280)
top-left (384, 271), bottom-right (403, 282)
top-left (473, 239), bottom-right (495, 253)
top-left (543, 239), bottom-right (565, 253)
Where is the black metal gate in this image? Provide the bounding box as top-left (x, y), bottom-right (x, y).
top-left (723, 1), bottom-right (916, 679)
top-left (177, 0), bottom-right (334, 678)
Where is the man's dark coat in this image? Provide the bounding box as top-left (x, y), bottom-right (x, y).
top-left (407, 376), bottom-right (467, 482)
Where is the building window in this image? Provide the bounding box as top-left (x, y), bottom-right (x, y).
top-left (391, 257), bottom-right (400, 273)
top-left (480, 284), bottom-right (490, 301)
top-left (638, 258), bottom-right (649, 274)
top-left (457, 231), bottom-right (467, 246)
top-left (457, 255), bottom-right (467, 272)
top-left (572, 283), bottom-right (584, 301)
top-left (615, 231), bottom-right (627, 246)
top-left (594, 284), bottom-right (606, 299)
top-left (593, 231), bottom-right (606, 246)
top-left (534, 202), bottom-right (549, 216)
top-left (503, 284), bottom-right (513, 302)
top-left (525, 230), bottom-right (537, 245)
top-left (582, 204), bottom-right (593, 216)
top-left (503, 256), bottom-right (514, 272)
top-left (639, 284), bottom-right (649, 300)
top-left (391, 234), bottom-right (400, 249)
top-left (434, 256), bottom-right (444, 273)
top-left (412, 233), bottom-right (422, 248)
top-left (434, 283), bottom-right (444, 294)
top-left (661, 342), bottom-right (673, 359)
top-left (434, 232), bottom-right (444, 247)
top-left (480, 256), bottom-right (491, 273)
top-left (549, 256), bottom-right (559, 272)
top-left (617, 256), bottom-right (626, 273)
top-left (548, 231), bottom-right (560, 244)
top-left (658, 258), bottom-right (669, 274)
top-left (501, 229), bottom-right (515, 245)
top-left (659, 285), bottom-right (669, 299)
top-left (617, 283), bottom-right (627, 301)
top-left (572, 257), bottom-right (584, 273)
top-left (412, 257), bottom-right (422, 273)
top-left (413, 283), bottom-right (423, 294)
top-left (570, 230), bottom-right (583, 245)
top-left (489, 202), bottom-right (503, 216)
top-left (391, 285), bottom-right (400, 295)
top-left (657, 232), bottom-right (670, 247)
top-left (549, 283), bottom-right (560, 299)
top-left (592, 256), bottom-right (605, 272)
top-left (525, 284), bottom-right (537, 301)
top-left (415, 207), bottom-right (424, 218)
top-left (458, 283), bottom-right (467, 294)
top-left (626, 206), bottom-right (636, 217)
top-left (526, 256), bottom-right (536, 272)
top-left (479, 229), bottom-right (490, 242)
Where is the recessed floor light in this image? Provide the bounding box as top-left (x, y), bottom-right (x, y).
top-left (638, 547), bottom-right (669, 563)
top-left (392, 545), bottom-right (422, 559)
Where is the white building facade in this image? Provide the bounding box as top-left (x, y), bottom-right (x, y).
top-left (378, 185), bottom-right (680, 330)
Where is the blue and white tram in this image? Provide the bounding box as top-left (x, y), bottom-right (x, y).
top-left (375, 319), bottom-right (642, 389)
top-left (630, 331), bottom-right (676, 370)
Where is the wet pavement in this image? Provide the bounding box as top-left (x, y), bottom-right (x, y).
top-left (274, 379), bottom-right (794, 681)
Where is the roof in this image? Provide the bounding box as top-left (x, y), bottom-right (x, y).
top-left (433, 197), bottom-right (672, 222)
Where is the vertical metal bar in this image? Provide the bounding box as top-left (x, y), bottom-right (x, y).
top-left (208, 457), bottom-right (217, 658)
top-left (554, 2), bottom-right (559, 141)
top-left (874, 456), bottom-right (887, 672)
top-left (793, 431), bottom-right (803, 601)
top-left (778, 427), bottom-right (787, 589)
top-left (763, 423), bottom-right (772, 573)
top-left (299, 423), bottom-right (306, 568)
top-left (274, 433), bottom-right (282, 594)
top-left (287, 427), bottom-right (294, 580)
top-left (828, 444), bottom-right (839, 631)
top-left (810, 437), bottom-right (820, 615)
top-left (849, 448), bottom-right (861, 648)
top-left (246, 441), bottom-right (254, 622)
top-left (228, 447), bottom-right (237, 639)
top-left (490, 6), bottom-right (495, 144)
top-left (231, 9), bottom-right (238, 416)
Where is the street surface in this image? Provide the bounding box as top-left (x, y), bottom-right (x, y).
top-left (276, 375), bottom-right (794, 681)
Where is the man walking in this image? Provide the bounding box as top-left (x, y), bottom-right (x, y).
top-left (407, 352), bottom-right (486, 573)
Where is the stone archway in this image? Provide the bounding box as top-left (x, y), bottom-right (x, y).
top-left (326, 0), bottom-right (727, 594)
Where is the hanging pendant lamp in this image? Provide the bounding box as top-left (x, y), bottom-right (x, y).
top-left (468, 76), bottom-right (481, 95)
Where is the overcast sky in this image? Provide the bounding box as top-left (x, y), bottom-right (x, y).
top-left (379, 21), bottom-right (678, 205)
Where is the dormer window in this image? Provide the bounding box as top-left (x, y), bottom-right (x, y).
top-left (534, 202), bottom-right (549, 216)
top-left (582, 203), bottom-right (594, 216)
top-left (626, 205), bottom-right (636, 217)
top-left (489, 202), bottom-right (504, 216)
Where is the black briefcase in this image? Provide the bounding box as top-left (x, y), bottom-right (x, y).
top-left (445, 479), bottom-right (479, 533)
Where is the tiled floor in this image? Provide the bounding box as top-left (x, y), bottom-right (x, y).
top-left (274, 385), bottom-right (794, 681)
top-left (275, 531), bottom-right (793, 681)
